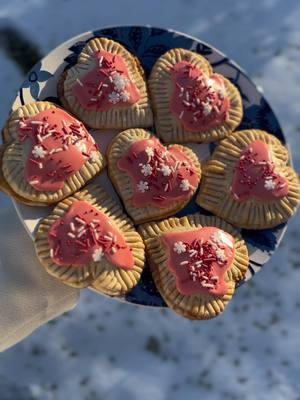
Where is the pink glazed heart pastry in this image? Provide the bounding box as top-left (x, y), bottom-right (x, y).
top-left (35, 184), bottom-right (145, 294)
top-left (107, 129), bottom-right (201, 223)
top-left (58, 37), bottom-right (153, 129)
top-left (197, 129), bottom-right (300, 229)
top-left (0, 101), bottom-right (105, 206)
top-left (139, 213), bottom-right (249, 320)
top-left (149, 48), bottom-right (243, 143)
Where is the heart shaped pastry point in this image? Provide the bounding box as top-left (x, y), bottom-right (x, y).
top-left (170, 61), bottom-right (230, 132)
top-left (162, 227), bottom-right (235, 296)
top-left (71, 50), bottom-right (140, 111)
top-left (117, 136), bottom-right (199, 208)
top-left (231, 140), bottom-right (289, 202)
top-left (48, 200), bottom-right (134, 269)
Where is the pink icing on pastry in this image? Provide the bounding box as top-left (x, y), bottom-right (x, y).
top-left (231, 140), bottom-right (289, 202)
top-left (117, 137), bottom-right (199, 208)
top-left (18, 108), bottom-right (99, 192)
top-left (162, 227), bottom-right (235, 296)
top-left (71, 50), bottom-right (140, 111)
top-left (47, 200), bottom-right (134, 268)
top-left (170, 61), bottom-right (229, 132)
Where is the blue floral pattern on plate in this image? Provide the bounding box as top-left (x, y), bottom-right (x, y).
top-left (15, 26), bottom-right (288, 307)
top-left (20, 61), bottom-right (53, 103)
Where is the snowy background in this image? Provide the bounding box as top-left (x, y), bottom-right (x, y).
top-left (1, 1), bottom-right (300, 399)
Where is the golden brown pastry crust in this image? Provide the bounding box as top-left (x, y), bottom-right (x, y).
top-left (139, 213), bottom-right (249, 320)
top-left (196, 129), bottom-right (300, 229)
top-left (59, 37), bottom-right (153, 129)
top-left (0, 101), bottom-right (106, 206)
top-left (0, 141), bottom-right (49, 206)
top-left (107, 128), bottom-right (201, 224)
top-left (35, 184), bottom-right (145, 294)
top-left (148, 48), bottom-right (243, 143)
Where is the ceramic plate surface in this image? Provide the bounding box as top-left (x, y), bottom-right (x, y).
top-left (11, 25), bottom-right (287, 307)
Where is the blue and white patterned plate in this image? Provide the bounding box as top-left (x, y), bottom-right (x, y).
top-left (12, 26), bottom-right (288, 307)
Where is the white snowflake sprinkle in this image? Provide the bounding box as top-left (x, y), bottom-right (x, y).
top-left (145, 146), bottom-right (154, 158)
top-left (89, 151), bottom-right (99, 163)
top-left (140, 163), bottom-right (153, 177)
top-left (211, 231), bottom-right (224, 245)
top-left (76, 141), bottom-right (87, 153)
top-left (264, 179), bottom-right (276, 191)
top-left (112, 73), bottom-right (129, 91)
top-left (218, 87), bottom-right (226, 99)
top-left (215, 248), bottom-right (226, 263)
top-left (108, 91), bottom-right (120, 104)
top-left (32, 145), bottom-right (47, 159)
top-left (120, 90), bottom-right (130, 102)
top-left (137, 181), bottom-right (149, 193)
top-left (92, 247), bottom-right (103, 262)
top-left (173, 241), bottom-right (186, 254)
top-left (180, 179), bottom-right (190, 191)
top-left (158, 164), bottom-right (171, 176)
top-left (202, 102), bottom-right (212, 116)
top-left (211, 231), bottom-right (234, 248)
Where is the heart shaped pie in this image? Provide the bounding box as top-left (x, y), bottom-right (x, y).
top-left (107, 129), bottom-right (201, 223)
top-left (197, 129), bottom-right (300, 229)
top-left (139, 214), bottom-right (249, 320)
top-left (58, 37), bottom-right (153, 129)
top-left (0, 101), bottom-right (106, 206)
top-left (148, 48), bottom-right (243, 143)
top-left (34, 184), bottom-right (145, 294)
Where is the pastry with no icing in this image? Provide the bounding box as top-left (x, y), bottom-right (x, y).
top-left (107, 128), bottom-right (201, 224)
top-left (0, 101), bottom-right (105, 206)
top-left (34, 184), bottom-right (145, 294)
top-left (139, 213), bottom-right (249, 320)
top-left (58, 37), bottom-right (153, 129)
top-left (196, 129), bottom-right (300, 229)
top-left (148, 48), bottom-right (243, 143)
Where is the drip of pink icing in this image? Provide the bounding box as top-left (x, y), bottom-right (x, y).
top-left (71, 50), bottom-right (140, 111)
top-left (18, 108), bottom-right (99, 192)
top-left (231, 140), bottom-right (289, 202)
top-left (117, 137), bottom-right (199, 208)
top-left (47, 200), bottom-right (134, 269)
top-left (170, 61), bottom-right (230, 132)
top-left (162, 227), bottom-right (235, 296)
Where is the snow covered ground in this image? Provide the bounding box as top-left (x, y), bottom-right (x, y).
top-left (0, 0), bottom-right (300, 399)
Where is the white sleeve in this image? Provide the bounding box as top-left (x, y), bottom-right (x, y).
top-left (0, 196), bottom-right (79, 351)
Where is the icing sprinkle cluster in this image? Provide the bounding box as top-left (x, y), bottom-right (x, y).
top-left (72, 50), bottom-right (140, 111)
top-left (173, 231), bottom-right (230, 289)
top-left (18, 109), bottom-right (99, 191)
top-left (47, 201), bottom-right (134, 269)
top-left (117, 138), bottom-right (199, 208)
top-left (136, 146), bottom-right (192, 195)
top-left (53, 215), bottom-right (121, 261)
top-left (170, 61), bottom-right (229, 132)
top-left (231, 140), bottom-right (289, 202)
top-left (108, 73), bottom-right (130, 104)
